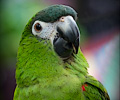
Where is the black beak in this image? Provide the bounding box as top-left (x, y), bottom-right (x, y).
top-left (53, 16), bottom-right (80, 58)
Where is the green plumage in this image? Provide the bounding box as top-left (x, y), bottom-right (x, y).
top-left (32, 5), bottom-right (77, 22)
top-left (14, 5), bottom-right (110, 100)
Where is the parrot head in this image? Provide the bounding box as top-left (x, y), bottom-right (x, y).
top-left (20, 5), bottom-right (80, 59)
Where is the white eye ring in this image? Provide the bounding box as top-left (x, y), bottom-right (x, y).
top-left (32, 20), bottom-right (56, 39)
top-left (32, 21), bottom-right (42, 35)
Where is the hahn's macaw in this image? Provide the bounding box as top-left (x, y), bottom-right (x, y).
top-left (14, 5), bottom-right (110, 100)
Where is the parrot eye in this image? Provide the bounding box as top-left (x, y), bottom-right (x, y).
top-left (34, 23), bottom-right (42, 32)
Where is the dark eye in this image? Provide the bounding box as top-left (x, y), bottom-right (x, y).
top-left (34, 23), bottom-right (42, 32)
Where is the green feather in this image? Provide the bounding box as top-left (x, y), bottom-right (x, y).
top-left (32, 5), bottom-right (77, 22)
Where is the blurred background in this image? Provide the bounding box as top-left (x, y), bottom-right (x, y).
top-left (0, 0), bottom-right (119, 100)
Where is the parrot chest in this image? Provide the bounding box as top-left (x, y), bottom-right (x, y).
top-left (14, 74), bottom-right (85, 100)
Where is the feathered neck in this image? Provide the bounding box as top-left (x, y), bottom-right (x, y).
top-left (16, 32), bottom-right (63, 87)
top-left (63, 49), bottom-right (89, 76)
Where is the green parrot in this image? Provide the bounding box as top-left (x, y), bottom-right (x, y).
top-left (14, 5), bottom-right (110, 100)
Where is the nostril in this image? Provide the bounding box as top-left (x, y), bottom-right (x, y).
top-left (59, 16), bottom-right (65, 22)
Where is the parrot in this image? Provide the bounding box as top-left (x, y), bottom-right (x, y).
top-left (14, 5), bottom-right (110, 100)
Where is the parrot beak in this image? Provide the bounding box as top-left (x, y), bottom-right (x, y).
top-left (53, 16), bottom-right (80, 58)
